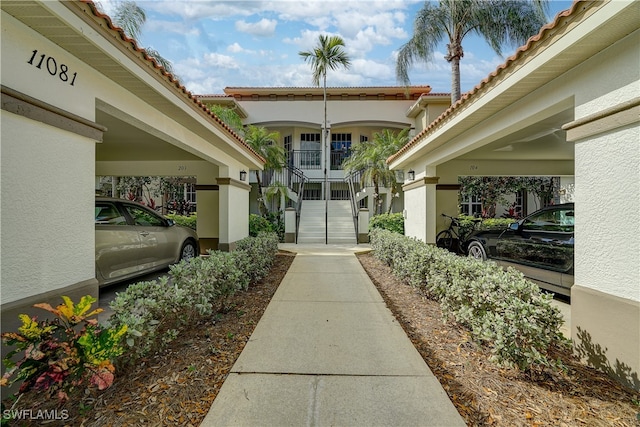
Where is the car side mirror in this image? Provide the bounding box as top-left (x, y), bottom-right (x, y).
top-left (166, 219), bottom-right (175, 227)
top-left (508, 222), bottom-right (520, 232)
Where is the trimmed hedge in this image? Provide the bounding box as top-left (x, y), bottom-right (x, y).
top-left (108, 232), bottom-right (280, 363)
top-left (369, 213), bottom-right (404, 234)
top-left (369, 228), bottom-right (566, 370)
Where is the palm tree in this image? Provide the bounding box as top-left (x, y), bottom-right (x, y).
top-left (343, 128), bottom-right (410, 215)
top-left (299, 35), bottom-right (351, 243)
top-left (397, 0), bottom-right (548, 103)
top-left (97, 0), bottom-right (175, 74)
top-left (243, 125), bottom-right (285, 215)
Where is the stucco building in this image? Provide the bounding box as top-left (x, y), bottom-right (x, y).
top-left (388, 0), bottom-right (639, 389)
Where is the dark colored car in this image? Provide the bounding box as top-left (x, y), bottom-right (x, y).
top-left (465, 203), bottom-right (574, 296)
top-left (95, 197), bottom-right (199, 287)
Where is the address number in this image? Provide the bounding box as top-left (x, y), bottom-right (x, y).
top-left (27, 49), bottom-right (77, 86)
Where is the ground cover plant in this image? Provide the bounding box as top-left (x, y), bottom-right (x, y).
top-left (2, 236), bottom-right (637, 426)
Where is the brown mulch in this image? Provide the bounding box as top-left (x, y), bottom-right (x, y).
top-left (4, 250), bottom-right (639, 426)
top-left (356, 252), bottom-right (639, 427)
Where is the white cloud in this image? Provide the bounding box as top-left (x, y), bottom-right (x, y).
top-left (235, 18), bottom-right (277, 37)
top-left (203, 52), bottom-right (240, 69)
top-left (227, 42), bottom-right (256, 54)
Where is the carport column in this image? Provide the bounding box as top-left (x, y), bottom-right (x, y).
top-left (216, 176), bottom-right (251, 251)
top-left (424, 176), bottom-right (439, 244)
top-left (194, 184), bottom-right (220, 253)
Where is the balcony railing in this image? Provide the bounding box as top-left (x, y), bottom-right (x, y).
top-left (286, 150), bottom-right (351, 171)
top-left (287, 150), bottom-right (321, 170)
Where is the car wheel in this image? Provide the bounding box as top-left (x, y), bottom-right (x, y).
top-left (436, 230), bottom-right (454, 251)
top-left (180, 241), bottom-right (197, 261)
top-left (467, 241), bottom-right (487, 261)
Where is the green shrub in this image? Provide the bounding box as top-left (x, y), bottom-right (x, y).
top-left (458, 215), bottom-right (514, 238)
top-left (108, 233), bottom-right (280, 363)
top-left (369, 213), bottom-right (404, 234)
top-left (166, 213), bottom-right (197, 230)
top-left (234, 232), bottom-right (280, 286)
top-left (369, 229), bottom-right (566, 370)
top-left (249, 213), bottom-right (273, 237)
top-left (1, 296), bottom-right (127, 398)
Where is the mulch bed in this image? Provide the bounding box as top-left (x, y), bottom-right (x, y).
top-left (2, 251), bottom-right (295, 427)
top-left (356, 252), bottom-right (639, 427)
top-left (4, 250), bottom-right (639, 426)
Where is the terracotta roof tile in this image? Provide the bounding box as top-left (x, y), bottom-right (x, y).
top-left (387, 1), bottom-right (579, 165)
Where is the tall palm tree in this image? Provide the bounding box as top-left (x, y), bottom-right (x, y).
top-left (97, 0), bottom-right (175, 74)
top-left (299, 35), bottom-right (351, 243)
top-left (244, 125), bottom-right (285, 215)
top-left (343, 128), bottom-right (410, 215)
top-left (397, 0), bottom-right (548, 103)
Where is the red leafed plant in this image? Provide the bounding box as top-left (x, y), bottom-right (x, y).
top-left (1, 296), bottom-right (127, 401)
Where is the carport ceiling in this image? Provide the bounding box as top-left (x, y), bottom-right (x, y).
top-left (457, 108), bottom-right (574, 161)
top-left (95, 110), bottom-right (201, 162)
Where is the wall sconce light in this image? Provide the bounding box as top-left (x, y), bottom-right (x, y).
top-left (407, 170), bottom-right (415, 181)
top-left (239, 170), bottom-right (247, 181)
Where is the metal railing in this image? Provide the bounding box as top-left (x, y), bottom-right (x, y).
top-left (344, 170), bottom-right (362, 243)
top-left (260, 165), bottom-right (308, 243)
top-left (287, 150), bottom-right (321, 170)
top-left (285, 150), bottom-right (351, 171)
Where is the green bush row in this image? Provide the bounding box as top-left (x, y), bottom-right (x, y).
top-left (369, 229), bottom-right (566, 370)
top-left (107, 232), bottom-right (280, 363)
top-left (166, 213), bottom-right (197, 230)
top-left (457, 215), bottom-right (514, 238)
top-left (369, 213), bottom-right (404, 234)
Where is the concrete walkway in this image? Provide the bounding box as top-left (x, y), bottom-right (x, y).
top-left (201, 244), bottom-right (465, 427)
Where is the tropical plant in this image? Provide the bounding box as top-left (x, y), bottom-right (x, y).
top-left (458, 176), bottom-right (558, 217)
top-left (96, 0), bottom-right (175, 75)
top-left (207, 104), bottom-right (245, 137)
top-left (396, 0), bottom-right (548, 103)
top-left (343, 128), bottom-right (410, 214)
top-left (299, 35), bottom-right (351, 205)
top-left (1, 296), bottom-right (127, 399)
top-left (243, 125), bottom-right (285, 215)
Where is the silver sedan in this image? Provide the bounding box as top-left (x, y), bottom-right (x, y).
top-left (95, 197), bottom-right (198, 287)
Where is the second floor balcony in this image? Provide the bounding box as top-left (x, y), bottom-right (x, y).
top-left (287, 150), bottom-right (351, 171)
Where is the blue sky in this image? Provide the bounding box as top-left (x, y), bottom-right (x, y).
top-left (99, 1), bottom-right (574, 95)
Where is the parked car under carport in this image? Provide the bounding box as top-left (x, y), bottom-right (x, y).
top-left (465, 203), bottom-right (575, 297)
top-left (95, 197), bottom-right (198, 287)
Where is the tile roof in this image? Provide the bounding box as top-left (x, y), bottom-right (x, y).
top-left (80, 0), bottom-right (265, 164)
top-left (387, 1), bottom-right (580, 165)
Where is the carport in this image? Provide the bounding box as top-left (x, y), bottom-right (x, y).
top-left (389, 1), bottom-right (639, 390)
top-left (1, 1), bottom-right (263, 337)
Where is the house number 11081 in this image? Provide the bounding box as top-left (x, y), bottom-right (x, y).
top-left (27, 49), bottom-right (77, 86)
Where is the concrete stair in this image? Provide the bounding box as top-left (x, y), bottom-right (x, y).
top-left (297, 200), bottom-right (356, 244)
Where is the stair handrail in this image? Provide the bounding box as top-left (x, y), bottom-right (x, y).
top-left (260, 164), bottom-right (308, 243)
top-left (344, 169), bottom-right (363, 244)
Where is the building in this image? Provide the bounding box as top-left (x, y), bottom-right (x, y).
top-left (1, 1), bottom-right (263, 340)
top-left (388, 0), bottom-right (639, 390)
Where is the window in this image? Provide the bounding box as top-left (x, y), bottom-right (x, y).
top-left (300, 133), bottom-right (320, 150)
top-left (331, 133), bottom-right (351, 169)
top-left (185, 183), bottom-right (196, 205)
top-left (360, 135), bottom-right (368, 143)
top-left (331, 133), bottom-right (352, 151)
top-left (300, 133), bottom-right (321, 168)
top-left (460, 195), bottom-right (482, 216)
top-left (523, 208), bottom-right (574, 232)
top-left (95, 203), bottom-right (127, 225)
top-left (124, 205), bottom-right (165, 227)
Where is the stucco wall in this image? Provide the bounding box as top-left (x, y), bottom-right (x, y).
top-left (242, 99), bottom-right (415, 128)
top-left (403, 186), bottom-right (427, 242)
top-left (572, 31), bottom-right (640, 302)
top-left (1, 112), bottom-right (95, 304)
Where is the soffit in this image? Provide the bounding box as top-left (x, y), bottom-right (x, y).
top-left (1, 0), bottom-right (265, 167)
top-left (389, 0), bottom-right (640, 167)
